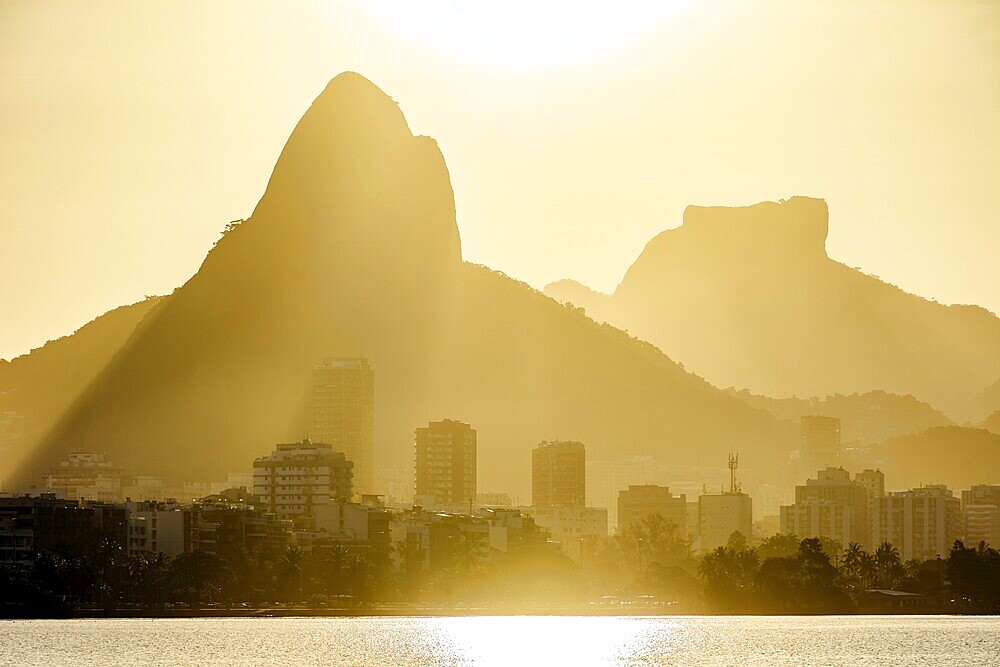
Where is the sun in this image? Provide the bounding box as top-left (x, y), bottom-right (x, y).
top-left (361, 0), bottom-right (693, 70)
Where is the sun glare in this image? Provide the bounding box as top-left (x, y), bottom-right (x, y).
top-left (427, 616), bottom-right (661, 665)
top-left (361, 1), bottom-right (693, 70)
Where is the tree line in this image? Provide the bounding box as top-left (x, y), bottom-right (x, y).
top-left (698, 533), bottom-right (1000, 613)
top-left (2, 516), bottom-right (999, 615)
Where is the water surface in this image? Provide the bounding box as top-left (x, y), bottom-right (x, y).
top-left (3, 615), bottom-right (998, 666)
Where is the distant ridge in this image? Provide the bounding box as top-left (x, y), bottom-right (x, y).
top-left (8, 74), bottom-right (794, 497)
top-left (545, 197), bottom-right (1000, 420)
top-left (728, 388), bottom-right (953, 445)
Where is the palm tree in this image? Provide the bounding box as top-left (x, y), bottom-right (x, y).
top-left (397, 539), bottom-right (425, 599)
top-left (842, 542), bottom-right (866, 588)
top-left (699, 545), bottom-right (760, 612)
top-left (858, 552), bottom-right (876, 590)
top-left (324, 545), bottom-right (347, 598)
top-left (140, 553), bottom-right (169, 608)
top-left (92, 538), bottom-right (126, 611)
top-left (168, 550), bottom-right (234, 606)
top-left (280, 546), bottom-right (304, 604)
top-left (874, 542), bottom-right (903, 588)
top-left (456, 529), bottom-right (486, 576)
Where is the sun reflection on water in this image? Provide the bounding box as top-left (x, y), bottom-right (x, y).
top-left (422, 616), bottom-right (667, 666)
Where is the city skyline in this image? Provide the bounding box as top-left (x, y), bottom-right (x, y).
top-left (14, 409), bottom-right (998, 559)
top-left (2, 3), bottom-right (1000, 657)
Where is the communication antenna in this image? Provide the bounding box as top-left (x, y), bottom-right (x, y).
top-left (728, 452), bottom-right (741, 494)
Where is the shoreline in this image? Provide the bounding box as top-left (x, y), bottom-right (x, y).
top-left (2, 606), bottom-right (989, 620)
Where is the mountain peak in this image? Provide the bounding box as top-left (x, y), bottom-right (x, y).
top-left (309, 72), bottom-right (410, 134)
top-left (256, 73), bottom-right (410, 212)
top-left (681, 196), bottom-right (829, 258)
top-left (239, 72), bottom-right (461, 272)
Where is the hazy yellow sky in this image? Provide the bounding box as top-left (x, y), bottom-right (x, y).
top-left (2, 0), bottom-right (998, 361)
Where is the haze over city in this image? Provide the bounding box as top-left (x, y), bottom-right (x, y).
top-left (1, 1), bottom-right (999, 663)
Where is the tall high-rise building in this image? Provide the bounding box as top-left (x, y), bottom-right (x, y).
top-left (252, 439), bottom-right (353, 520)
top-left (532, 441), bottom-right (586, 508)
top-left (617, 484), bottom-right (687, 538)
top-left (414, 420), bottom-right (477, 506)
top-left (779, 467), bottom-right (871, 548)
top-left (800, 416), bottom-right (841, 477)
top-left (311, 358), bottom-right (374, 493)
top-left (854, 468), bottom-right (885, 547)
top-left (871, 485), bottom-right (962, 560)
top-left (962, 485), bottom-right (1000, 547)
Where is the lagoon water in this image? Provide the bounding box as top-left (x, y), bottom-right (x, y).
top-left (2, 615), bottom-right (998, 666)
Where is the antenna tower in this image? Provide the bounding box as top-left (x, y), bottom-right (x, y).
top-left (728, 452), bottom-right (741, 494)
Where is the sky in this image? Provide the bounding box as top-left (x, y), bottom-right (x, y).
top-left (1, 0), bottom-right (998, 361)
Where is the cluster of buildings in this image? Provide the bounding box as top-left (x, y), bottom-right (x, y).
top-left (780, 467), bottom-right (999, 560)
top-left (4, 359), bottom-right (998, 569)
top-left (778, 415), bottom-right (999, 560)
top-left (243, 425), bottom-right (757, 563)
top-left (19, 451), bottom-right (253, 505)
top-left (0, 488), bottom-right (293, 565)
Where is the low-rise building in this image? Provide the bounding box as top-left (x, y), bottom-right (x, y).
top-left (698, 492), bottom-right (752, 551)
top-left (481, 508), bottom-right (550, 554)
top-left (390, 507), bottom-right (551, 572)
top-left (390, 510), bottom-right (490, 571)
top-left (253, 438), bottom-right (353, 521)
top-left (0, 494), bottom-right (127, 564)
top-left (122, 500), bottom-right (190, 557)
top-left (476, 492), bottom-right (513, 508)
top-left (313, 498), bottom-right (392, 555)
top-left (527, 504), bottom-right (607, 559)
top-left (586, 456), bottom-right (661, 533)
top-left (195, 487), bottom-right (293, 555)
top-left (44, 452), bottom-right (124, 503)
top-left (617, 484), bottom-right (687, 538)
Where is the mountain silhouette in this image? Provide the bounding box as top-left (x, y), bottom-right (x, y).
top-left (9, 74), bottom-right (793, 497)
top-left (545, 197), bottom-right (1000, 419)
top-left (980, 411), bottom-right (1000, 435)
top-left (971, 378), bottom-right (1000, 423)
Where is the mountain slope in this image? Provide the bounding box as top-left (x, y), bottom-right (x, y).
top-left (544, 197), bottom-right (1000, 418)
top-left (11, 74), bottom-right (793, 498)
top-left (0, 298), bottom-right (162, 473)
